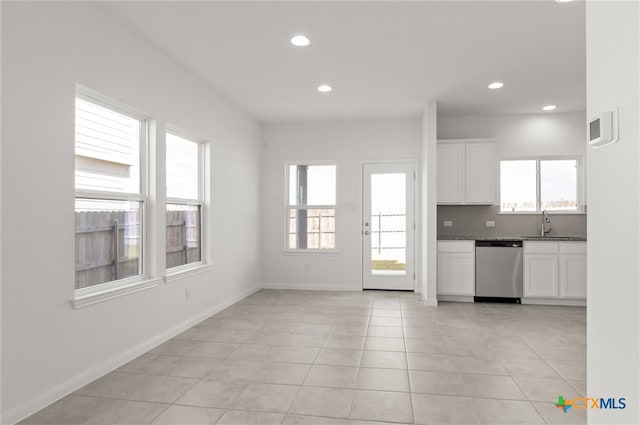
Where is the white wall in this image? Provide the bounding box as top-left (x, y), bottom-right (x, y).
top-left (261, 120), bottom-right (421, 290)
top-left (1, 3), bottom-right (261, 423)
top-left (0, 2), bottom-right (3, 418)
top-left (438, 111), bottom-right (586, 158)
top-left (421, 102), bottom-right (438, 306)
top-left (586, 2), bottom-right (640, 424)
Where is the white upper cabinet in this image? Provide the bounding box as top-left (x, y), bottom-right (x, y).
top-left (465, 143), bottom-right (496, 203)
top-left (437, 140), bottom-right (496, 205)
top-left (437, 144), bottom-right (464, 203)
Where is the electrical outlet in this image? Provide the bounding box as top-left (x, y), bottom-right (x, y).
top-left (486, 220), bottom-right (495, 227)
top-left (443, 221), bottom-right (453, 227)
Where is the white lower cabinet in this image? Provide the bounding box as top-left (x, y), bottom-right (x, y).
top-left (524, 241), bottom-right (586, 302)
top-left (524, 242), bottom-right (559, 297)
top-left (560, 244), bottom-right (588, 298)
top-left (437, 241), bottom-right (475, 296)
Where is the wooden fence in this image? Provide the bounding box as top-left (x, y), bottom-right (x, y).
top-left (288, 208), bottom-right (336, 249)
top-left (166, 209), bottom-right (200, 269)
top-left (75, 209), bottom-right (199, 289)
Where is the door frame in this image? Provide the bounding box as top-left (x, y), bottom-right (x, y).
top-left (359, 159), bottom-right (419, 292)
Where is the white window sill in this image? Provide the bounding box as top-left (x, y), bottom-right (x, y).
top-left (73, 278), bottom-right (160, 309)
top-left (165, 264), bottom-right (212, 283)
top-left (282, 250), bottom-right (341, 256)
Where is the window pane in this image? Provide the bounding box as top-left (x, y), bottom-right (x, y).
top-left (307, 165), bottom-right (336, 205)
top-left (75, 198), bottom-right (142, 289)
top-left (541, 160), bottom-right (578, 211)
top-left (166, 204), bottom-right (201, 268)
top-left (288, 208), bottom-right (335, 249)
top-left (288, 164), bottom-right (336, 206)
top-left (75, 97), bottom-right (140, 193)
top-left (288, 208), bottom-right (297, 249)
top-left (288, 165), bottom-right (298, 206)
top-left (166, 133), bottom-right (199, 199)
top-left (500, 160), bottom-right (537, 212)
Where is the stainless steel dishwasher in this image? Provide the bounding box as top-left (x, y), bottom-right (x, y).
top-left (475, 240), bottom-right (523, 303)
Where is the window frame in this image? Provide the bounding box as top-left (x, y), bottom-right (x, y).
top-left (74, 88), bottom-right (153, 304)
top-left (284, 161), bottom-right (338, 253)
top-left (165, 127), bottom-right (207, 276)
top-left (499, 155), bottom-right (585, 214)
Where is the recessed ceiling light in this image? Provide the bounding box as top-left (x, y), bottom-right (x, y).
top-left (290, 35), bottom-right (310, 47)
top-left (317, 84), bottom-right (332, 93)
top-left (542, 105), bottom-right (557, 111)
top-left (555, 0), bottom-right (573, 3)
top-left (488, 82), bottom-right (504, 90)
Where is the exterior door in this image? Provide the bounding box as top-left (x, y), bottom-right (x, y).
top-left (362, 162), bottom-right (415, 290)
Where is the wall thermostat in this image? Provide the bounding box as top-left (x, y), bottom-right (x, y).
top-left (589, 108), bottom-right (619, 149)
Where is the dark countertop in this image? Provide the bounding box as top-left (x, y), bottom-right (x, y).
top-left (438, 235), bottom-right (587, 242)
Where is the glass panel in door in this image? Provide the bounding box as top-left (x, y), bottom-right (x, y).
top-left (371, 173), bottom-right (407, 275)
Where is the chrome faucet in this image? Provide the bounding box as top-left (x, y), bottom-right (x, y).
top-left (541, 210), bottom-right (552, 237)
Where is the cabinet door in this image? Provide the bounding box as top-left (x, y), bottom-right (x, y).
top-left (437, 144), bottom-right (464, 204)
top-left (465, 143), bottom-right (496, 204)
top-left (437, 253), bottom-right (475, 295)
top-left (560, 254), bottom-right (587, 298)
top-left (524, 254), bottom-right (559, 297)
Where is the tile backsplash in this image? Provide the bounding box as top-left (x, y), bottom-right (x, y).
top-left (437, 205), bottom-right (587, 238)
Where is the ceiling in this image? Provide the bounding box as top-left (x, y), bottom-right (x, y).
top-left (102, 1), bottom-right (586, 123)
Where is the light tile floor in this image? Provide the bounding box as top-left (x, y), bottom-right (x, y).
top-left (21, 290), bottom-right (586, 425)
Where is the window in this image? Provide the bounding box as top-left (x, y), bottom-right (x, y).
top-left (540, 160), bottom-right (579, 211)
top-left (74, 94), bottom-right (146, 290)
top-left (287, 164), bottom-right (336, 250)
top-left (500, 160), bottom-right (537, 212)
top-left (166, 132), bottom-right (203, 269)
top-left (500, 158), bottom-right (580, 213)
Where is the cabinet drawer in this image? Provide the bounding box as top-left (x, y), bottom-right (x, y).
top-left (560, 242), bottom-right (587, 254)
top-left (524, 241), bottom-right (558, 254)
top-left (438, 240), bottom-right (475, 254)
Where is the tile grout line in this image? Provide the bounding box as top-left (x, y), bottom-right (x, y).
top-left (176, 312), bottom-right (253, 425)
top-left (345, 299), bottom-right (373, 422)
top-left (433, 307), bottom-right (484, 423)
top-left (283, 313), bottom-right (329, 420)
top-left (508, 370), bottom-right (551, 425)
top-left (401, 310), bottom-right (417, 425)
top-left (145, 401), bottom-right (172, 425)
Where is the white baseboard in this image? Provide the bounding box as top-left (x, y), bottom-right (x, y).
top-left (2, 284), bottom-right (261, 425)
top-left (261, 282), bottom-right (362, 291)
top-left (421, 297), bottom-right (439, 306)
top-left (522, 297), bottom-right (586, 307)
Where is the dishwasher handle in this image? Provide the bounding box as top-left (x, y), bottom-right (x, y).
top-left (476, 240), bottom-right (523, 248)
